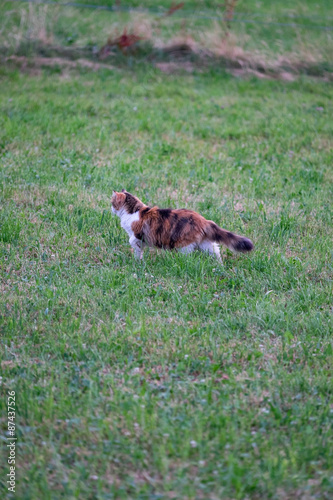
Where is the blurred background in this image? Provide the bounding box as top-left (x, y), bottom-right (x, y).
top-left (1, 0), bottom-right (333, 78)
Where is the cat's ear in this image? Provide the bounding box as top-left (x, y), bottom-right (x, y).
top-left (121, 189), bottom-right (126, 193)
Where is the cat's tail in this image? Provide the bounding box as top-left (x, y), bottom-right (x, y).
top-left (205, 222), bottom-right (253, 253)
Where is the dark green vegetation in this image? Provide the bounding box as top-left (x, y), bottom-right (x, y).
top-left (0, 3), bottom-right (333, 499)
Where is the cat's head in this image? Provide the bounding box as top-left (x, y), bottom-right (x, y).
top-left (111, 190), bottom-right (144, 215)
top-left (111, 190), bottom-right (126, 214)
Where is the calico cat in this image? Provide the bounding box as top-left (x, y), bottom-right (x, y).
top-left (111, 190), bottom-right (253, 262)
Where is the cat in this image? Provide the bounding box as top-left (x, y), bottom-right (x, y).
top-left (111, 190), bottom-right (253, 262)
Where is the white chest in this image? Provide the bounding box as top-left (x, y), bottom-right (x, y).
top-left (120, 211), bottom-right (140, 237)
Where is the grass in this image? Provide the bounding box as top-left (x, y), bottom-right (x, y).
top-left (1, 0), bottom-right (333, 75)
top-left (0, 8), bottom-right (333, 499)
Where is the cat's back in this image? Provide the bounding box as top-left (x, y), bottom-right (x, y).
top-left (141, 206), bottom-right (205, 221)
top-left (138, 205), bottom-right (207, 249)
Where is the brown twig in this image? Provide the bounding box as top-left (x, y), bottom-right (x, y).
top-left (165, 2), bottom-right (184, 17)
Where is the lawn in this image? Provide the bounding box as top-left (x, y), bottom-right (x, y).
top-left (0, 6), bottom-right (333, 499)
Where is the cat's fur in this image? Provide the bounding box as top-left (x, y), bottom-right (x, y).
top-left (111, 190), bottom-right (253, 262)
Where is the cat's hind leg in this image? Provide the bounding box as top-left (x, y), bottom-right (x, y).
top-left (179, 243), bottom-right (197, 255)
top-left (199, 240), bottom-right (222, 264)
top-left (129, 235), bottom-right (145, 260)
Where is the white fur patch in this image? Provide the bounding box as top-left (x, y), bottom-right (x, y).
top-left (113, 207), bottom-right (140, 238)
top-left (199, 240), bottom-right (222, 263)
top-left (180, 243), bottom-right (197, 254)
top-left (121, 211), bottom-right (140, 237)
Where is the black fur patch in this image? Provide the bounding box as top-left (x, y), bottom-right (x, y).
top-left (158, 208), bottom-right (172, 220)
top-left (141, 207), bottom-right (151, 216)
top-left (234, 237), bottom-right (253, 252)
top-left (155, 221), bottom-right (164, 248)
top-left (210, 223), bottom-right (224, 243)
top-left (124, 193), bottom-right (141, 214)
top-left (134, 230), bottom-right (144, 241)
top-left (170, 217), bottom-right (187, 248)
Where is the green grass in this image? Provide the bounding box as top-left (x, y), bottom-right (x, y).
top-left (30, 0), bottom-right (333, 18)
top-left (1, 0), bottom-right (333, 70)
top-left (0, 54), bottom-right (333, 499)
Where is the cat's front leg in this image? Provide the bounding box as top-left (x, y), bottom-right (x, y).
top-left (129, 235), bottom-right (144, 260)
